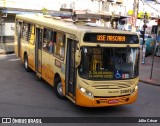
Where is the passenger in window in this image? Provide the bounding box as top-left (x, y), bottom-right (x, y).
top-left (60, 46), bottom-right (64, 58)
top-left (43, 39), bottom-right (49, 51)
top-left (49, 41), bottom-right (53, 53)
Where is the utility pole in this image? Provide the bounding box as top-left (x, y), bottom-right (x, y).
top-left (0, 12), bottom-right (3, 49)
top-left (141, 12), bottom-right (147, 64)
top-left (132, 0), bottom-right (139, 32)
top-left (142, 12), bottom-right (147, 45)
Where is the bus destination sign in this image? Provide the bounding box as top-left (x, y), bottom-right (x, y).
top-left (83, 33), bottom-right (138, 44)
top-left (97, 35), bottom-right (125, 42)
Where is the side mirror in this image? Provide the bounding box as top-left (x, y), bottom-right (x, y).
top-left (75, 49), bottom-right (81, 68)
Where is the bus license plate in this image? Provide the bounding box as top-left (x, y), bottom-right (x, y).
top-left (108, 99), bottom-right (119, 104)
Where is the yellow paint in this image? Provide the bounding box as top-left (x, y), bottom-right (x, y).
top-left (76, 89), bottom-right (93, 106)
top-left (38, 50), bottom-right (42, 73)
top-left (42, 64), bottom-right (54, 85)
top-left (128, 10), bottom-right (150, 19)
top-left (40, 63), bottom-right (66, 96)
top-left (127, 10), bottom-right (133, 16)
top-left (61, 78), bottom-right (66, 96)
top-left (28, 55), bottom-right (35, 71)
top-left (29, 25), bottom-right (35, 45)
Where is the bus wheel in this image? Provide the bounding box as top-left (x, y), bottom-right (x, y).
top-left (54, 78), bottom-right (66, 99)
top-left (24, 54), bottom-right (31, 72)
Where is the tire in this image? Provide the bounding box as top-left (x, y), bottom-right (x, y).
top-left (24, 54), bottom-right (32, 72)
top-left (54, 78), bottom-right (66, 99)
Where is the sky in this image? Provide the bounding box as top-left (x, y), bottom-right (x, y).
top-left (0, 0), bottom-right (159, 16)
top-left (0, 0), bottom-right (92, 10)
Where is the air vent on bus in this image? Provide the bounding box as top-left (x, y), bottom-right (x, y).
top-left (92, 81), bottom-right (132, 89)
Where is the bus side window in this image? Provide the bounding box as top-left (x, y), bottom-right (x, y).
top-left (42, 29), bottom-right (65, 60)
top-left (28, 24), bottom-right (35, 44)
top-left (54, 32), bottom-right (65, 59)
top-left (22, 22), bottom-right (29, 41)
top-left (43, 29), bottom-right (54, 53)
top-left (43, 29), bottom-right (47, 50)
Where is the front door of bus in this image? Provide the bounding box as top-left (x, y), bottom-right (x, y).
top-left (66, 39), bottom-right (77, 99)
top-left (35, 28), bottom-right (42, 74)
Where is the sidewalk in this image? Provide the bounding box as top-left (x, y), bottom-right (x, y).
top-left (0, 43), bottom-right (160, 86)
top-left (139, 53), bottom-right (160, 86)
top-left (0, 42), bottom-right (15, 54)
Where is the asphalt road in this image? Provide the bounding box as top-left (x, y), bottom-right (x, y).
top-left (0, 54), bottom-right (160, 126)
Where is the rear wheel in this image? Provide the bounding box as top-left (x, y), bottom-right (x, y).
top-left (54, 78), bottom-right (66, 99)
top-left (24, 54), bottom-right (31, 72)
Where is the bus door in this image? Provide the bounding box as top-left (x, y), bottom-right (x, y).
top-left (65, 39), bottom-right (77, 99)
top-left (17, 21), bottom-right (22, 57)
top-left (35, 27), bottom-right (43, 74)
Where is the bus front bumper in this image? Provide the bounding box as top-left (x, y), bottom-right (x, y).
top-left (75, 87), bottom-right (138, 107)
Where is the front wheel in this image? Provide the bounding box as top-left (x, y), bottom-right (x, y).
top-left (24, 54), bottom-right (31, 72)
top-left (54, 78), bottom-right (66, 99)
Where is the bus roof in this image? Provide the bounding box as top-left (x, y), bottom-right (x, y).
top-left (16, 14), bottom-right (136, 35)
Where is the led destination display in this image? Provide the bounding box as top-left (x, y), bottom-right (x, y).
top-left (83, 33), bottom-right (139, 44)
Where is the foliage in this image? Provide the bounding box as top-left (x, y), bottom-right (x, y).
top-left (41, 8), bottom-right (48, 15)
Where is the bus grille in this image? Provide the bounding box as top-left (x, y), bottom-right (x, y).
top-left (92, 81), bottom-right (133, 89)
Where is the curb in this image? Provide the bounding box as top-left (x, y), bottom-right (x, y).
top-left (139, 79), bottom-right (160, 87)
top-left (0, 50), bottom-right (14, 54)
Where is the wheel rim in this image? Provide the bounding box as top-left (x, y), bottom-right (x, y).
top-left (25, 57), bottom-right (28, 69)
top-left (57, 82), bottom-right (63, 96)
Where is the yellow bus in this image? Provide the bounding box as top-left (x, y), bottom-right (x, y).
top-left (15, 14), bottom-right (140, 107)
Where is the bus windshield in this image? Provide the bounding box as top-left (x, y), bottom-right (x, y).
top-left (79, 47), bottom-right (139, 80)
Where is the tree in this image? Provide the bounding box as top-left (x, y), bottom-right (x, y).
top-left (41, 8), bottom-right (48, 15)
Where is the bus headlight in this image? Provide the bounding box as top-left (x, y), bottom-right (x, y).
top-left (80, 87), bottom-right (93, 99)
top-left (131, 86), bottom-right (138, 94)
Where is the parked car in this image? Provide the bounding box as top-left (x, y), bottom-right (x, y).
top-left (139, 34), bottom-right (155, 56)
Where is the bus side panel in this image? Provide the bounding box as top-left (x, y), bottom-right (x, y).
top-left (61, 77), bottom-right (66, 96)
top-left (38, 49), bottom-right (42, 73)
top-left (20, 39), bottom-right (29, 62)
top-left (41, 50), bottom-right (66, 94)
top-left (28, 43), bottom-right (35, 71)
top-left (28, 25), bottom-right (36, 71)
top-left (14, 34), bottom-right (18, 57)
top-left (41, 51), bottom-right (54, 85)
